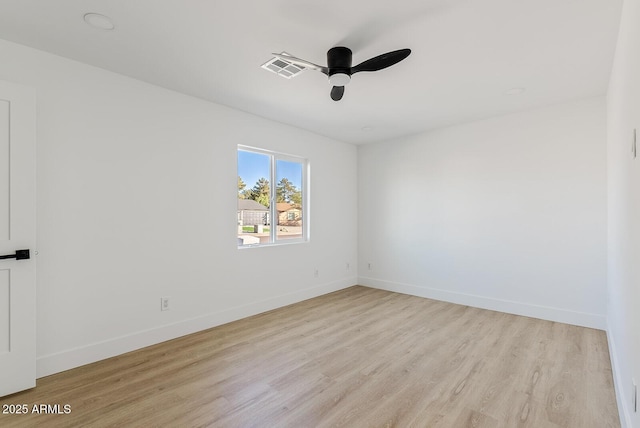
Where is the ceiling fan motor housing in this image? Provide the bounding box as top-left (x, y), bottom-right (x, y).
top-left (328, 46), bottom-right (352, 86)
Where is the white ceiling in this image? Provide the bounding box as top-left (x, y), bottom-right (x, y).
top-left (0, 0), bottom-right (622, 144)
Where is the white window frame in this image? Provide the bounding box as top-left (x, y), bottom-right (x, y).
top-left (238, 145), bottom-right (309, 248)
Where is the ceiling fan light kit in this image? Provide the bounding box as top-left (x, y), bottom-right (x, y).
top-left (329, 73), bottom-right (351, 86)
top-left (270, 46), bottom-right (411, 101)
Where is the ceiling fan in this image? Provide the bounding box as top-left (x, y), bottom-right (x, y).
top-left (272, 47), bottom-right (411, 101)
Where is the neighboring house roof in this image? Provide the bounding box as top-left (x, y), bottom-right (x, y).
top-left (276, 202), bottom-right (297, 212)
top-left (238, 199), bottom-right (268, 211)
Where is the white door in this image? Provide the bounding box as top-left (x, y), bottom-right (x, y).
top-left (0, 80), bottom-right (36, 397)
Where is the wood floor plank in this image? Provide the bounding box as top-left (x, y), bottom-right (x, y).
top-left (0, 286), bottom-right (620, 427)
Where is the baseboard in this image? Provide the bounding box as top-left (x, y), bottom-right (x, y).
top-left (359, 277), bottom-right (606, 330)
top-left (36, 277), bottom-right (357, 378)
top-left (606, 315), bottom-right (633, 428)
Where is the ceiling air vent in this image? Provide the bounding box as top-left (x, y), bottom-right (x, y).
top-left (262, 52), bottom-right (305, 79)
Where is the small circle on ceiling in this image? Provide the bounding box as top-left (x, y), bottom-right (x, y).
top-left (83, 13), bottom-right (115, 31)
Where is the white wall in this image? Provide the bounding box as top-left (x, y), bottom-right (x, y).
top-left (606, 0), bottom-right (640, 426)
top-left (358, 97), bottom-right (607, 329)
top-left (0, 39), bottom-right (358, 377)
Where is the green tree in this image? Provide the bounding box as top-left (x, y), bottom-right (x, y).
top-left (250, 177), bottom-right (270, 207)
top-left (289, 189), bottom-right (302, 206)
top-left (276, 178), bottom-right (302, 205)
top-left (238, 176), bottom-right (247, 199)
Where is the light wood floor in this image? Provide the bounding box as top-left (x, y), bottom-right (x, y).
top-left (0, 286), bottom-right (619, 427)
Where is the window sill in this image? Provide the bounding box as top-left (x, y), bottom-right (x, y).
top-left (237, 239), bottom-right (308, 249)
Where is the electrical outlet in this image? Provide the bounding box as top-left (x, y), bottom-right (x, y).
top-left (161, 297), bottom-right (170, 311)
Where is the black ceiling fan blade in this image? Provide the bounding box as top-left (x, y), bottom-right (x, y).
top-left (330, 86), bottom-right (345, 101)
top-left (351, 48), bottom-right (411, 74)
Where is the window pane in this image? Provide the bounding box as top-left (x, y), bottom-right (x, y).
top-left (275, 159), bottom-right (303, 241)
top-left (238, 150), bottom-right (270, 247)
top-left (237, 146), bottom-right (307, 247)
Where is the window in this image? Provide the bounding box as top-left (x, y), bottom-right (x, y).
top-left (237, 146), bottom-right (308, 247)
